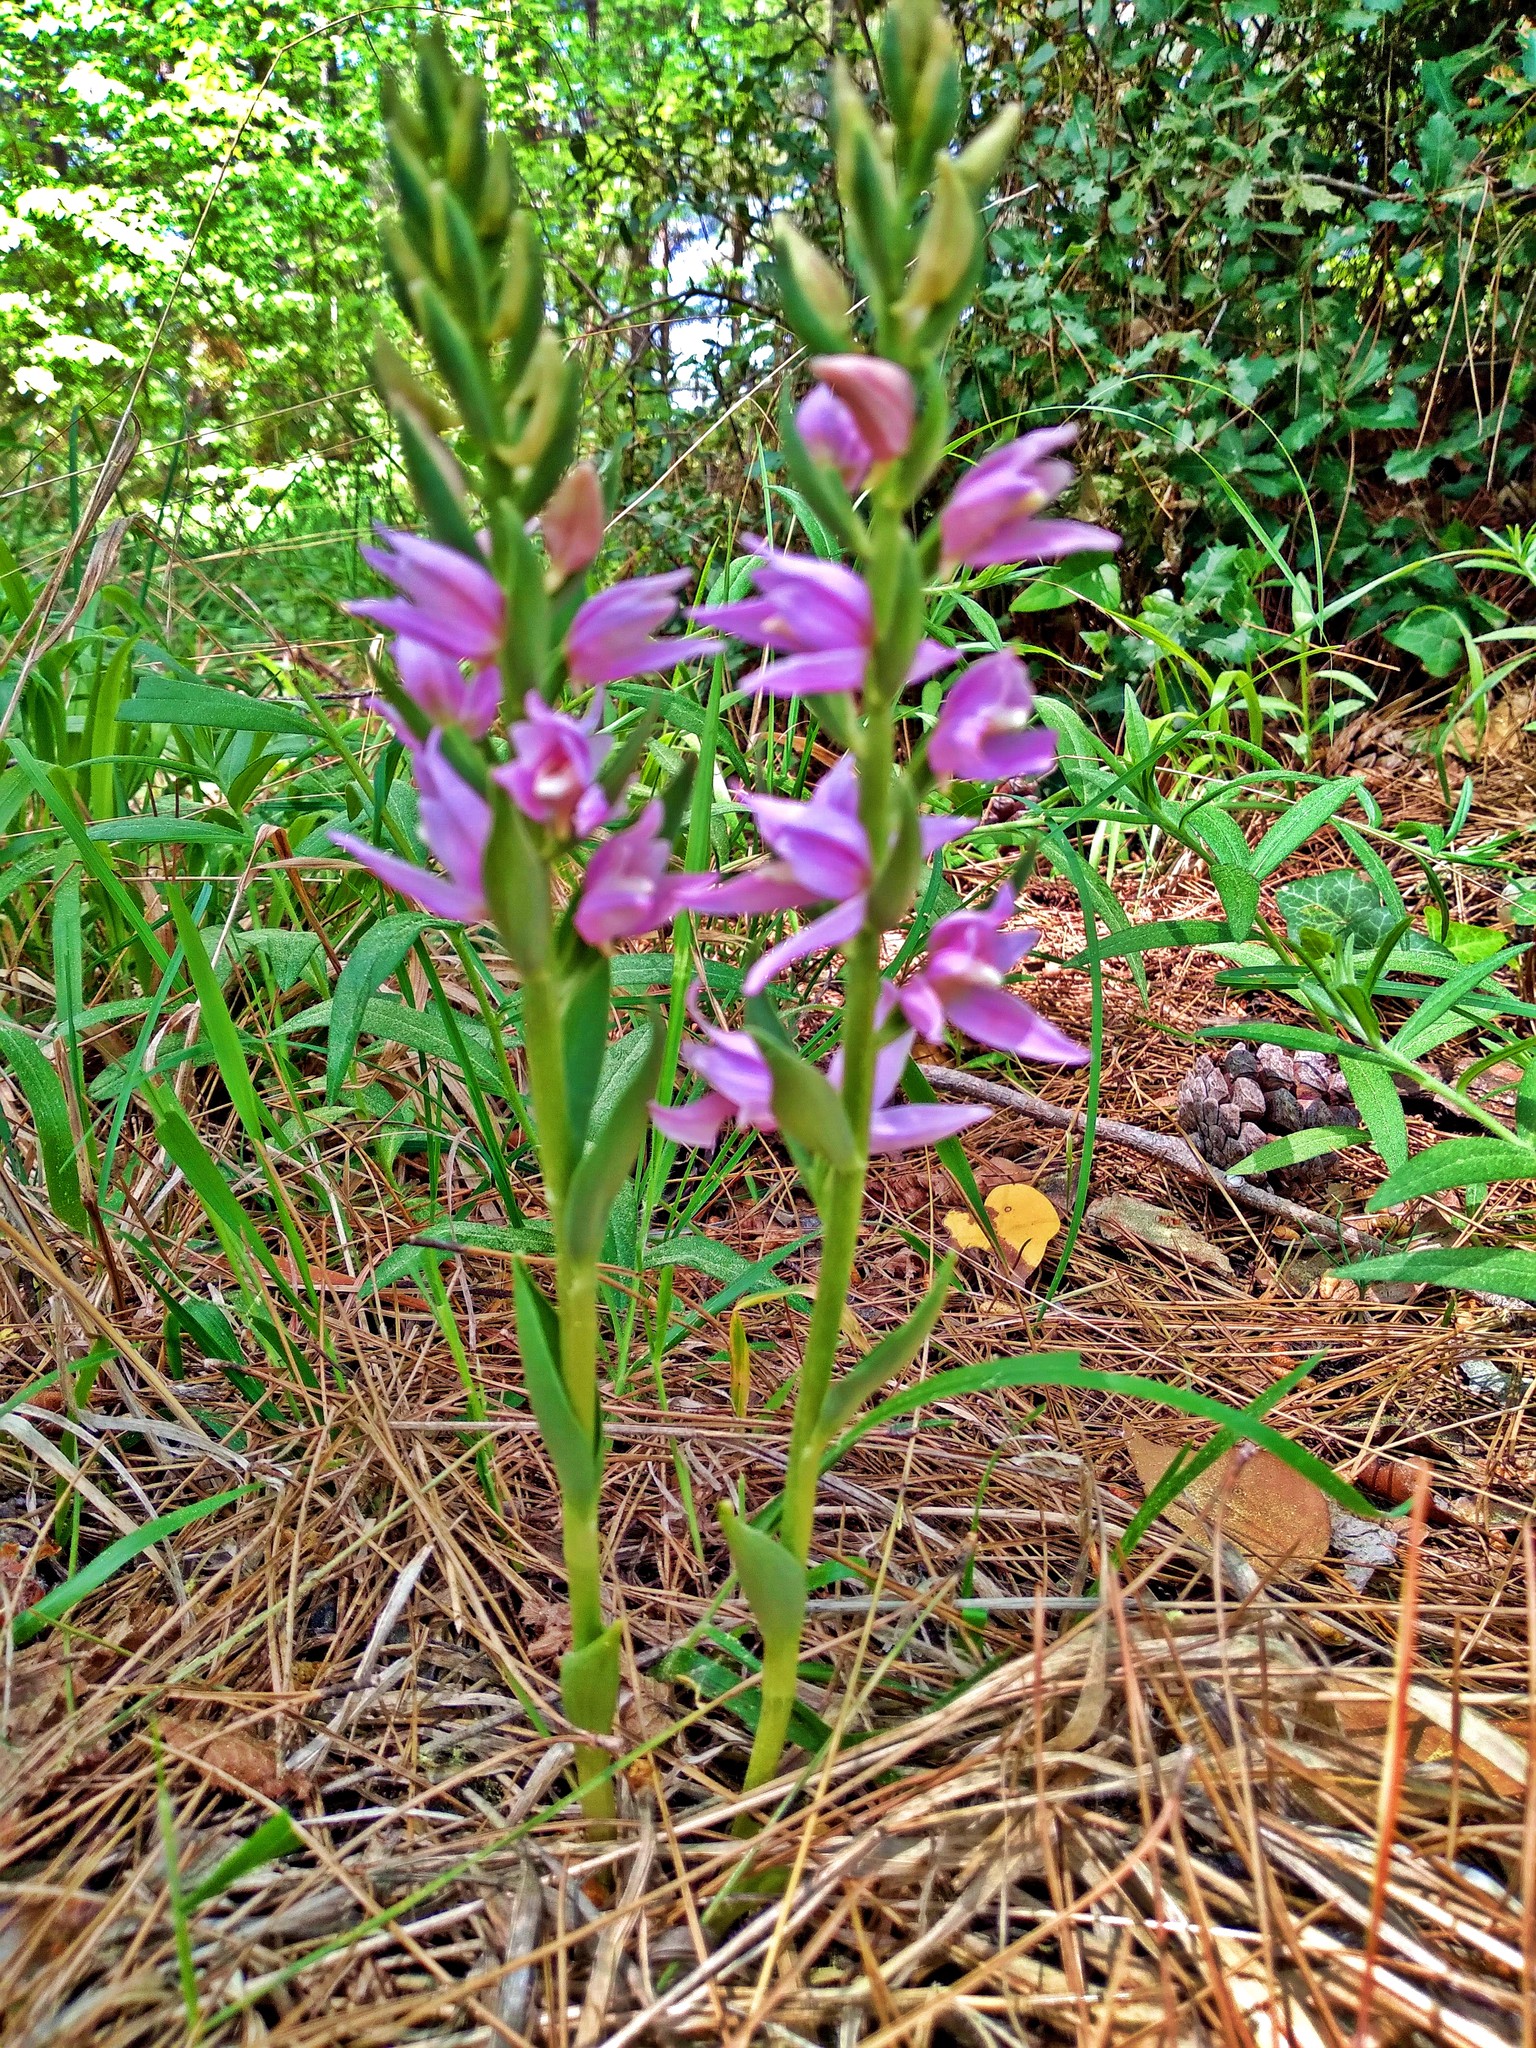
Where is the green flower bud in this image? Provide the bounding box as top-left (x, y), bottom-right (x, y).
top-left (879, 0), bottom-right (940, 129)
top-left (772, 219), bottom-right (852, 355)
top-left (956, 104), bottom-right (1022, 198)
top-left (901, 159), bottom-right (977, 322)
top-left (501, 330), bottom-right (566, 470)
top-left (489, 213), bottom-right (545, 384)
top-left (429, 182), bottom-right (488, 330)
top-left (477, 134), bottom-right (515, 242)
top-left (445, 76), bottom-right (488, 206)
top-left (371, 332), bottom-right (454, 433)
top-left (832, 62), bottom-right (903, 302)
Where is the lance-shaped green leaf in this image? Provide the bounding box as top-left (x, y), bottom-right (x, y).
top-left (1366, 1134), bottom-right (1536, 1210)
top-left (185, 1812), bottom-right (306, 1910)
top-left (511, 1259), bottom-right (599, 1515)
top-left (1339, 1054), bottom-right (1409, 1173)
top-left (560, 1619), bottom-right (624, 1737)
top-left (163, 883), bottom-right (266, 1147)
top-left (1250, 778), bottom-right (1363, 879)
top-left (483, 788), bottom-right (551, 976)
top-left (816, 1254), bottom-right (956, 1443)
top-left (746, 1024), bottom-right (858, 1171)
top-left (326, 912), bottom-right (433, 1103)
top-left (0, 1023), bottom-right (89, 1236)
top-left (719, 1505), bottom-right (807, 1667)
top-left (564, 1015), bottom-right (662, 1266)
top-left (1210, 862), bottom-right (1260, 940)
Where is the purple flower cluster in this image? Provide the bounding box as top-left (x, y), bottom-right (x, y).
top-left (334, 528), bottom-right (721, 946)
top-left (652, 997), bottom-right (988, 1156)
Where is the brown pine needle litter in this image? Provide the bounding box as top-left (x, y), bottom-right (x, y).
top-left (2, 726), bottom-right (1535, 2046)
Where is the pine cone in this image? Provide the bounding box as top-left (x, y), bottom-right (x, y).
top-left (1176, 1040), bottom-right (1358, 1180)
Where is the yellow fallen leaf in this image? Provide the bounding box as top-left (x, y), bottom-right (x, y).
top-left (944, 1183), bottom-right (1062, 1276)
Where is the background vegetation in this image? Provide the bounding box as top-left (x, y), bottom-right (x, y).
top-left (4, 0), bottom-right (1531, 685)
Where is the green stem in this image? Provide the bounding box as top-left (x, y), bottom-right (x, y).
top-left (516, 950), bottom-right (615, 1820)
top-left (739, 930), bottom-right (880, 1797)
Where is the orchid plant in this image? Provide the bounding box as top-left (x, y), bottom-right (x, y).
top-left (647, 2), bottom-right (1117, 1792)
top-left (335, 36), bottom-right (720, 1817)
top-left (339, 11), bottom-right (1115, 1815)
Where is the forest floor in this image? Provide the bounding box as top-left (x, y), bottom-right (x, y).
top-left (1, 692), bottom-right (1534, 2047)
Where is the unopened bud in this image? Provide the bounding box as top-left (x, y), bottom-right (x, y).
top-left (539, 461), bottom-right (605, 580)
top-left (773, 220), bottom-right (852, 354)
top-left (902, 160), bottom-right (977, 321)
top-left (490, 212), bottom-right (544, 372)
top-left (880, 0), bottom-right (940, 126)
top-left (956, 105), bottom-right (1022, 198)
top-left (371, 332), bottom-right (454, 433)
top-left (502, 329), bottom-right (566, 472)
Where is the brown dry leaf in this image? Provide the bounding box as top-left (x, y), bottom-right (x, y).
top-left (944, 1182), bottom-right (1061, 1276)
top-left (1127, 1432), bottom-right (1331, 1577)
top-left (1330, 1682), bottom-right (1528, 1801)
top-left (1089, 1194), bottom-right (1234, 1277)
top-left (158, 1714), bottom-right (289, 1802)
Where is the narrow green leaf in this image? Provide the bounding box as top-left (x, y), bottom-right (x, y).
top-left (1230, 1125), bottom-right (1361, 1175)
top-left (13, 1484), bottom-right (255, 1647)
top-left (817, 1256), bottom-right (956, 1442)
top-left (1367, 1136), bottom-right (1536, 1210)
top-left (510, 1259), bottom-right (598, 1512)
top-left (1250, 778), bottom-right (1361, 879)
top-left (562, 950), bottom-right (612, 1155)
top-left (564, 1018), bottom-right (663, 1266)
top-left (1210, 863), bottom-right (1260, 940)
top-left (163, 885), bottom-right (265, 1144)
top-left (1339, 1055), bottom-right (1409, 1172)
top-left (117, 680), bottom-right (316, 737)
top-left (1337, 1245), bottom-right (1536, 1302)
top-left (560, 1621), bottom-right (623, 1737)
top-left (0, 1023), bottom-right (89, 1235)
top-left (820, 1354), bottom-right (1378, 1516)
top-left (185, 1812), bottom-right (305, 1909)
top-left (325, 913), bottom-right (433, 1103)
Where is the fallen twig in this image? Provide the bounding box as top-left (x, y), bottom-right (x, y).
top-left (915, 1064), bottom-right (1378, 1249)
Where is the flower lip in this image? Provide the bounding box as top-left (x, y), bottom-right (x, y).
top-left (496, 691), bottom-right (614, 837)
top-left (939, 426), bottom-right (1120, 570)
top-left (566, 571), bottom-right (723, 687)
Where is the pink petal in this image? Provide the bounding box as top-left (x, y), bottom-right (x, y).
top-left (651, 1093), bottom-right (731, 1148)
top-left (329, 832), bottom-right (484, 922)
top-left (867, 1103), bottom-right (991, 1154)
top-left (742, 893), bottom-right (867, 997)
top-left (944, 984), bottom-right (1087, 1062)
